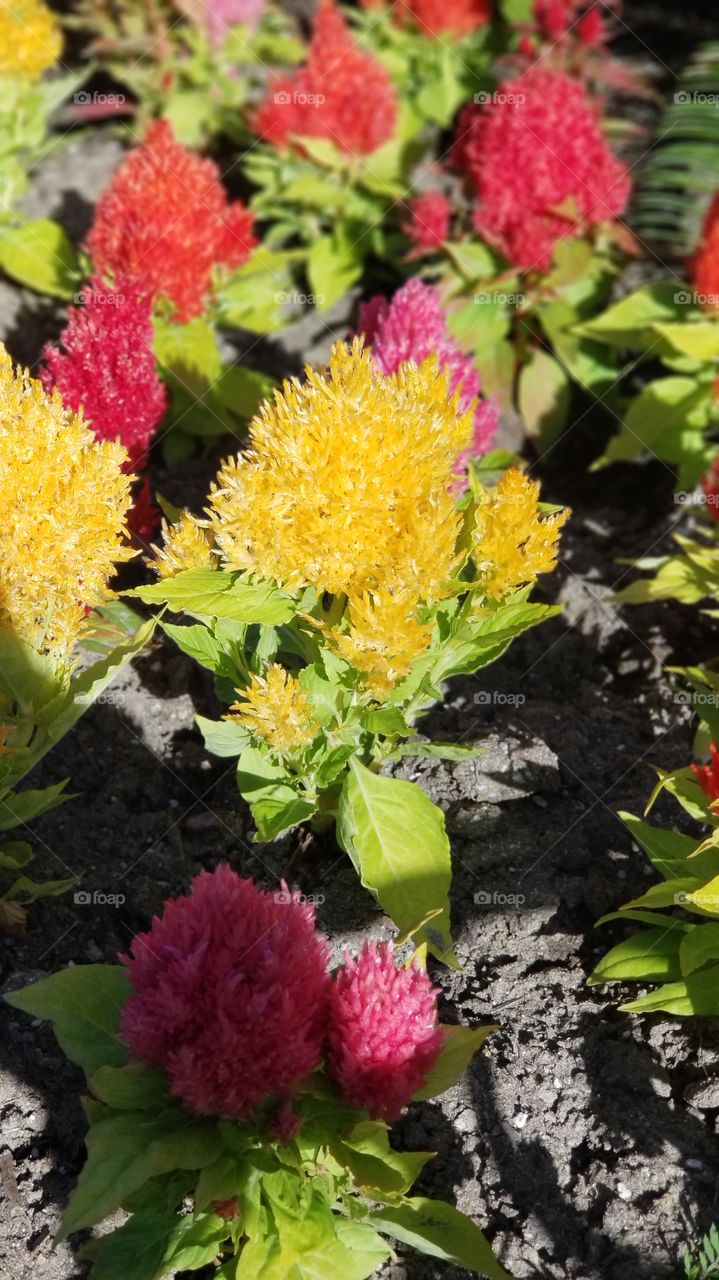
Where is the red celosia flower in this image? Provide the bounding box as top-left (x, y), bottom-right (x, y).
top-left (693, 194), bottom-right (719, 313)
top-left (402, 191), bottom-right (451, 256)
top-left (252, 1), bottom-right (397, 157)
top-left (41, 277), bottom-right (166, 469)
top-left (126, 476), bottom-right (161, 545)
top-left (533, 0), bottom-right (570, 39)
top-left (453, 68), bottom-right (630, 271)
top-left (358, 278), bottom-right (498, 475)
top-left (326, 941), bottom-right (444, 1120)
top-left (86, 120), bottom-right (256, 323)
top-left (577, 6), bottom-right (605, 44)
top-left (692, 743), bottom-right (719, 803)
top-left (702, 456), bottom-right (719, 522)
top-left (120, 866), bottom-right (331, 1118)
top-left (361, 0), bottom-right (490, 36)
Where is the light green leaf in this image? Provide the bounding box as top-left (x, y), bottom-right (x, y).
top-left (197, 715), bottom-right (250, 759)
top-left (518, 347), bottom-right (571, 447)
top-left (4, 964), bottom-right (130, 1078)
top-left (0, 217), bottom-right (79, 297)
top-left (0, 780), bottom-right (71, 831)
top-left (163, 622), bottom-right (224, 671)
top-left (307, 228), bottom-right (363, 312)
top-left (654, 321), bottom-right (719, 360)
top-left (337, 759), bottom-right (456, 965)
top-left (587, 926), bottom-right (684, 986)
top-left (413, 1024), bottom-right (496, 1101)
top-left (237, 747), bottom-right (315, 840)
top-left (369, 1197), bottom-right (512, 1279)
top-left (4, 873), bottom-right (77, 904)
top-left (0, 841), bottom-right (32, 870)
top-left (398, 741), bottom-right (485, 761)
top-left (679, 923), bottom-right (719, 976)
top-left (331, 1120), bottom-right (434, 1195)
top-left (620, 970), bottom-right (719, 1017)
top-left (128, 570), bottom-right (295, 625)
top-left (80, 1210), bottom-right (179, 1280)
top-left (575, 282), bottom-right (685, 349)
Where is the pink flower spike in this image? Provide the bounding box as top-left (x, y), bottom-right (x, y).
top-left (120, 867), bottom-right (331, 1119)
top-left (326, 941), bottom-right (445, 1120)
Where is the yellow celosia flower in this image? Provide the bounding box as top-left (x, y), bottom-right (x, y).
top-left (474, 469), bottom-right (568, 600)
top-left (152, 512), bottom-right (214, 580)
top-left (207, 341), bottom-right (472, 603)
top-left (331, 590), bottom-right (433, 699)
top-left (0, 0), bottom-right (62, 80)
top-left (228, 664), bottom-right (319, 755)
top-left (0, 347), bottom-right (133, 664)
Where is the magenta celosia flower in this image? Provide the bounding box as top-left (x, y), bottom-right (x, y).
top-left (326, 941), bottom-right (444, 1120)
top-left (120, 866), bottom-right (331, 1118)
top-left (402, 191), bottom-right (451, 256)
top-left (41, 277), bottom-right (167, 469)
top-left (205, 0), bottom-right (265, 47)
top-left (358, 278), bottom-right (498, 475)
top-left (453, 68), bottom-right (630, 271)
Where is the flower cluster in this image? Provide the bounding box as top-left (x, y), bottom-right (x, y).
top-left (474, 468), bottom-right (568, 598)
top-left (153, 511), bottom-right (214, 579)
top-left (692, 743), bottom-right (719, 804)
top-left (357, 278), bottom-right (498, 479)
top-left (252, 1), bottom-right (397, 156)
top-left (121, 866), bottom-right (444, 1121)
top-left (0, 0), bottom-right (61, 80)
top-left (229, 665), bottom-right (319, 754)
top-left (86, 120), bottom-right (257, 323)
top-left (0, 347), bottom-right (133, 663)
top-left (402, 191), bottom-right (452, 255)
top-left (361, 0), bottom-right (491, 37)
top-left (533, 0), bottom-right (606, 45)
top-left (41, 278), bottom-right (167, 469)
top-left (453, 67), bottom-right (630, 270)
top-left (692, 194), bottom-right (719, 313)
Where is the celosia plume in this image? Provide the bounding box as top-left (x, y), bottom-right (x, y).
top-left (692, 194), bottom-right (719, 313)
top-left (474, 469), bottom-right (568, 598)
top-left (453, 68), bottom-right (630, 271)
top-left (692, 744), bottom-right (719, 804)
top-left (402, 191), bottom-right (452, 256)
top-left (152, 512), bottom-right (214, 579)
top-left (357, 278), bottom-right (498, 475)
top-left (252, 1), bottom-right (397, 156)
top-left (326, 941), bottom-right (444, 1119)
top-left (330, 590), bottom-right (434, 700)
top-left (0, 347), bottom-right (133, 663)
top-left (702, 457), bottom-right (719, 521)
top-left (86, 120), bottom-right (256, 323)
top-left (360, 0), bottom-right (491, 37)
top-left (120, 866), bottom-right (331, 1118)
top-left (0, 0), bottom-right (61, 80)
top-left (41, 278), bottom-right (167, 469)
top-left (229, 664), bottom-right (320, 754)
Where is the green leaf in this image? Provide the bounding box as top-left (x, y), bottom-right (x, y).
top-left (337, 759), bottom-right (456, 966)
top-left (4, 873), bottom-right (77, 904)
top-left (80, 1210), bottom-right (179, 1280)
top-left (0, 218), bottom-right (79, 297)
top-left (518, 347), bottom-right (571, 447)
top-left (4, 964), bottom-right (130, 1078)
top-left (166, 1212), bottom-right (229, 1270)
top-left (237, 747), bottom-right (315, 840)
top-left (575, 282), bottom-right (685, 349)
top-left (679, 923), bottom-right (719, 976)
top-left (0, 779), bottom-right (71, 831)
top-left (60, 1108), bottom-right (222, 1236)
top-left (0, 841), bottom-right (32, 869)
top-left (443, 240), bottom-right (500, 282)
top-left (128, 570), bottom-right (296, 625)
top-left (360, 707), bottom-right (410, 737)
top-left (620, 970), bottom-right (719, 1017)
top-left (0, 626), bottom-right (61, 706)
top-left (398, 741), bottom-right (485, 761)
top-left (197, 715), bottom-right (250, 759)
top-left (369, 1197), bottom-right (512, 1279)
top-left (307, 227), bottom-right (364, 312)
top-left (587, 926), bottom-right (684, 986)
top-left (162, 622), bottom-right (224, 671)
top-left (618, 810), bottom-right (707, 880)
top-left (654, 321), bottom-right (719, 360)
top-left (598, 377), bottom-right (708, 467)
top-left (330, 1120), bottom-right (434, 1195)
top-left (413, 1024), bottom-right (496, 1100)
top-left (89, 1063), bottom-right (170, 1112)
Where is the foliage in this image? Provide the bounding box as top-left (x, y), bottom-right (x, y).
top-left (684, 1224), bottom-right (719, 1279)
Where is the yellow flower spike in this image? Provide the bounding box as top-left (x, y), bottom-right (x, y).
top-left (228, 664), bottom-right (319, 755)
top-left (0, 346), bottom-right (134, 664)
top-left (152, 511), bottom-right (214, 580)
top-left (207, 340), bottom-right (472, 603)
top-left (474, 469), bottom-right (569, 600)
top-left (0, 0), bottom-right (62, 80)
top-left (331, 589), bottom-right (433, 700)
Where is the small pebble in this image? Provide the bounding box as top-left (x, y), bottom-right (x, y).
top-left (512, 1111), bottom-right (529, 1131)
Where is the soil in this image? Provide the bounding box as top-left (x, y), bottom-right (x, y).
top-left (2, 3), bottom-right (719, 1279)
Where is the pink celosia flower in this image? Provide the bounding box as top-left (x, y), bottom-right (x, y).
top-left (453, 68), bottom-right (630, 271)
top-left (120, 866), bottom-right (331, 1118)
top-left (41, 277), bottom-right (167, 470)
top-left (326, 941), bottom-right (444, 1120)
top-left (205, 0), bottom-right (264, 46)
top-left (358, 278), bottom-right (498, 475)
top-left (402, 191), bottom-right (451, 256)
top-left (252, 1), bottom-right (397, 157)
top-left (577, 6), bottom-right (605, 44)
